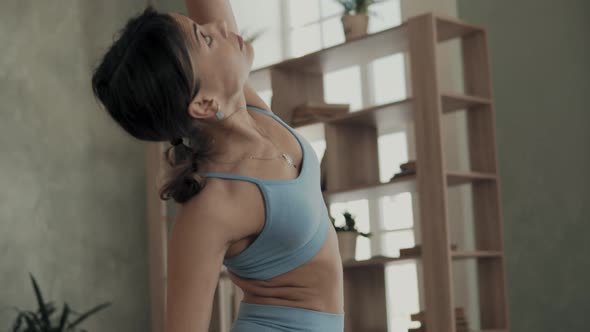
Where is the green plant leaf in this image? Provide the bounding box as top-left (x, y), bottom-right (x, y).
top-left (67, 302), bottom-right (111, 329)
top-left (57, 304), bottom-right (70, 331)
top-left (21, 311), bottom-right (42, 331)
top-left (11, 312), bottom-right (25, 332)
top-left (333, 0), bottom-right (355, 14)
top-left (42, 301), bottom-right (56, 317)
top-left (29, 273), bottom-right (51, 328)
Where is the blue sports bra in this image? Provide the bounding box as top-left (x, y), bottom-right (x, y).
top-left (198, 105), bottom-right (330, 280)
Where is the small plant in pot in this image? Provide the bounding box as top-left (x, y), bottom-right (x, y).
top-left (6, 272), bottom-right (111, 332)
top-left (330, 211), bottom-right (371, 262)
top-left (333, 0), bottom-right (385, 41)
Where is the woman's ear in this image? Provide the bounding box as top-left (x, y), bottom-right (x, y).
top-left (188, 91), bottom-right (217, 120)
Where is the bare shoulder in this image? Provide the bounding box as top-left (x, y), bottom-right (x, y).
top-left (244, 81), bottom-right (273, 114)
top-left (173, 179), bottom-right (239, 244)
top-left (174, 177), bottom-right (261, 245)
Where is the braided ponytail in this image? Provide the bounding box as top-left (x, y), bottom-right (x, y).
top-left (159, 129), bottom-right (214, 204)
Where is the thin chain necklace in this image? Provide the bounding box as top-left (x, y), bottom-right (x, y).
top-left (205, 122), bottom-right (297, 169)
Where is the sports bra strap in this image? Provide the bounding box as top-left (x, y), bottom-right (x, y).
top-left (246, 104), bottom-right (271, 114)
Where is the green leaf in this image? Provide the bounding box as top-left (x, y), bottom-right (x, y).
top-left (11, 312), bottom-right (25, 332)
top-left (29, 273), bottom-right (51, 328)
top-left (67, 302), bottom-right (111, 329)
top-left (21, 311), bottom-right (42, 331)
top-left (42, 301), bottom-right (57, 317)
top-left (57, 304), bottom-right (70, 331)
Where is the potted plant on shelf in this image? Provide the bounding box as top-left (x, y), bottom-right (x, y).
top-left (333, 0), bottom-right (384, 41)
top-left (6, 273), bottom-right (111, 332)
top-left (330, 211), bottom-right (372, 262)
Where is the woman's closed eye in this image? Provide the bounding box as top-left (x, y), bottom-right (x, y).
top-left (200, 31), bottom-right (213, 46)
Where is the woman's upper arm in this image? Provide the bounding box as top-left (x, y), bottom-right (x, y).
top-left (165, 192), bottom-right (234, 331)
top-left (244, 81), bottom-right (273, 114)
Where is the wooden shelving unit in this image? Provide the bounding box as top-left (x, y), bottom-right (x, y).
top-left (145, 12), bottom-right (510, 332)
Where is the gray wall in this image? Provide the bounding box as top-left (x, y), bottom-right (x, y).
top-left (0, 1), bottom-right (151, 330)
top-left (457, 1), bottom-right (590, 331)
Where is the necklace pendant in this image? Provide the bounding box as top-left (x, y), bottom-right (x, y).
top-left (281, 152), bottom-right (294, 168)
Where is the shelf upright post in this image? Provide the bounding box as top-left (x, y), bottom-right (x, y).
top-left (462, 27), bottom-right (510, 331)
top-left (407, 13), bottom-right (456, 332)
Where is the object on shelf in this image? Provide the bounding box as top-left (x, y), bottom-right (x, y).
top-left (341, 13), bottom-right (369, 41)
top-left (391, 160), bottom-right (417, 180)
top-left (334, 0), bottom-right (382, 41)
top-left (331, 211), bottom-right (372, 262)
top-left (409, 307), bottom-right (469, 332)
top-left (399, 244), bottom-right (458, 257)
top-left (337, 231), bottom-right (357, 262)
top-left (292, 102), bottom-right (350, 126)
top-left (400, 160), bottom-right (416, 172)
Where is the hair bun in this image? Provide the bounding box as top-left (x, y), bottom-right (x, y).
top-left (170, 137), bottom-right (183, 146)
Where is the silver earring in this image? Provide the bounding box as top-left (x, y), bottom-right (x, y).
top-left (215, 103), bottom-right (224, 120)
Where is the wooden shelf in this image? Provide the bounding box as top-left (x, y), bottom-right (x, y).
top-left (252, 24), bottom-right (408, 75)
top-left (442, 92), bottom-right (492, 113)
top-left (436, 14), bottom-right (485, 42)
top-left (248, 14), bottom-right (484, 78)
top-left (217, 251), bottom-right (505, 277)
top-left (296, 99), bottom-right (413, 135)
top-left (341, 251), bottom-right (503, 269)
top-left (447, 171), bottom-right (498, 186)
top-left (323, 171), bottom-right (496, 203)
top-left (291, 92), bottom-right (486, 132)
top-left (148, 13), bottom-right (509, 332)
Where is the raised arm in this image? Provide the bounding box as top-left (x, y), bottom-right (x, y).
top-left (183, 0), bottom-right (273, 113)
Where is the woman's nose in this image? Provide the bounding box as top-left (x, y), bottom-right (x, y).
top-left (201, 20), bottom-right (227, 38)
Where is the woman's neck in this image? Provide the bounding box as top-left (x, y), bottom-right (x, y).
top-left (199, 95), bottom-right (270, 167)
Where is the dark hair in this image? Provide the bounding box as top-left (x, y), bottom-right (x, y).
top-left (91, 5), bottom-right (213, 204)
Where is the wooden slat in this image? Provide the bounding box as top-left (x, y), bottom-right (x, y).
top-left (322, 170), bottom-right (496, 203)
top-left (407, 13), bottom-right (455, 332)
top-left (340, 251), bottom-right (503, 269)
top-left (249, 14), bottom-right (484, 76)
top-left (436, 14), bottom-right (485, 42)
top-left (252, 24), bottom-right (408, 75)
top-left (447, 170), bottom-right (498, 186)
top-left (441, 92), bottom-right (491, 113)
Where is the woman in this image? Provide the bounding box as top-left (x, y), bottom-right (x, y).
top-left (91, 1), bottom-right (345, 331)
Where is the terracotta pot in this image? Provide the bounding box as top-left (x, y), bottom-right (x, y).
top-left (336, 231), bottom-right (358, 262)
top-left (341, 14), bottom-right (369, 41)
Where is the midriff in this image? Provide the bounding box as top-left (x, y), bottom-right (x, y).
top-left (225, 222), bottom-right (344, 315)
